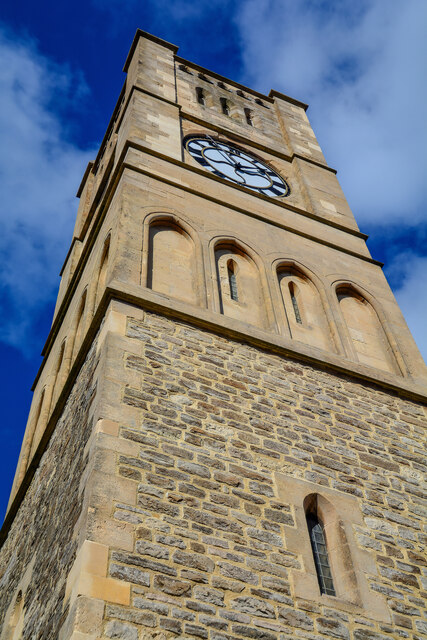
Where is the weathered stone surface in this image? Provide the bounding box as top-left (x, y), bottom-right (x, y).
top-left (185, 623), bottom-right (209, 638)
top-left (135, 540), bottom-right (169, 559)
top-left (231, 624), bottom-right (277, 639)
top-left (193, 586), bottom-right (225, 607)
top-left (159, 617), bottom-right (182, 634)
top-left (112, 551), bottom-right (177, 577)
top-left (153, 575), bottom-right (192, 596)
top-left (105, 620), bottom-right (139, 640)
top-left (353, 630), bottom-right (391, 640)
top-left (261, 576), bottom-right (290, 594)
top-left (184, 507), bottom-right (243, 534)
top-left (106, 604), bottom-right (157, 627)
top-left (110, 563), bottom-right (150, 586)
top-left (173, 550), bottom-right (215, 572)
top-left (278, 607), bottom-right (313, 630)
top-left (218, 562), bottom-right (259, 584)
top-left (316, 616), bottom-right (350, 639)
top-left (231, 596), bottom-right (275, 618)
top-left (133, 598), bottom-right (168, 615)
top-left (212, 576), bottom-right (246, 593)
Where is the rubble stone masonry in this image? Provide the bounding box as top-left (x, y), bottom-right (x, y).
top-left (0, 339), bottom-right (99, 639)
top-left (5, 305), bottom-right (420, 640)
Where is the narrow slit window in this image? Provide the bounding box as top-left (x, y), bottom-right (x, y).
top-left (220, 97), bottom-right (230, 116)
top-left (244, 108), bottom-right (253, 126)
top-left (307, 514), bottom-right (336, 596)
top-left (228, 261), bottom-right (238, 301)
top-left (289, 282), bottom-right (302, 324)
top-left (196, 87), bottom-right (205, 105)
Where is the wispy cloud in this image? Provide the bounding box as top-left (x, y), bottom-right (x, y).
top-left (1, 3), bottom-right (425, 364)
top-left (0, 27), bottom-right (95, 351)
top-left (234, 0), bottom-right (427, 359)
top-left (235, 0), bottom-right (427, 227)
top-left (385, 254), bottom-right (427, 363)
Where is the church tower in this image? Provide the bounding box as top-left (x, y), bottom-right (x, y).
top-left (1, 30), bottom-right (426, 640)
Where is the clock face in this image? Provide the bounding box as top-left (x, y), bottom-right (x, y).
top-left (184, 135), bottom-right (290, 198)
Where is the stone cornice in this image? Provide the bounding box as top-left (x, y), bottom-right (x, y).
top-left (269, 89), bottom-right (309, 111)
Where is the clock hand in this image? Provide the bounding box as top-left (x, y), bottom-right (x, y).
top-left (205, 137), bottom-right (241, 167)
top-left (233, 168), bottom-right (249, 185)
top-left (232, 165), bottom-right (260, 174)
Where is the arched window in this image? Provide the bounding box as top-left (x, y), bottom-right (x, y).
top-left (236, 89), bottom-right (247, 99)
top-left (95, 236), bottom-right (110, 309)
top-left (337, 286), bottom-right (395, 372)
top-left (227, 260), bottom-right (238, 301)
top-left (280, 477), bottom-right (386, 614)
top-left (148, 222), bottom-right (199, 306)
top-left (28, 388), bottom-right (47, 461)
top-left (50, 339), bottom-right (66, 411)
top-left (220, 97), bottom-right (230, 116)
top-left (244, 108), bottom-right (253, 126)
top-left (72, 290), bottom-right (87, 362)
top-left (218, 81), bottom-right (228, 90)
top-left (307, 513), bottom-right (336, 596)
top-left (255, 98), bottom-right (267, 107)
top-left (278, 267), bottom-right (334, 351)
top-left (215, 245), bottom-right (267, 329)
top-left (196, 87), bottom-right (205, 105)
top-left (33, 390), bottom-right (45, 436)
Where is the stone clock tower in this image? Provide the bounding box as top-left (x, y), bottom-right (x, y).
top-left (1, 30), bottom-right (426, 640)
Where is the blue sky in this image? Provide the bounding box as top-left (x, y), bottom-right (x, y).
top-left (0, 0), bottom-right (426, 520)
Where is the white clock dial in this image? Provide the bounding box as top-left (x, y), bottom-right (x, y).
top-left (184, 135), bottom-right (290, 198)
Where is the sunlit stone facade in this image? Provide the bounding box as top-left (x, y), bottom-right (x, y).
top-left (1, 30), bottom-right (426, 640)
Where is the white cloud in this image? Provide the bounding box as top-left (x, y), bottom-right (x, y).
top-left (386, 254), bottom-right (427, 363)
top-left (235, 0), bottom-right (427, 226)
top-left (0, 28), bottom-right (95, 350)
top-left (234, 0), bottom-right (427, 362)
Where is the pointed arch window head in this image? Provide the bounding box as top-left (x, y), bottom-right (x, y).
top-left (307, 513), bottom-right (336, 597)
top-left (196, 87), bottom-right (205, 105)
top-left (227, 260), bottom-right (238, 301)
